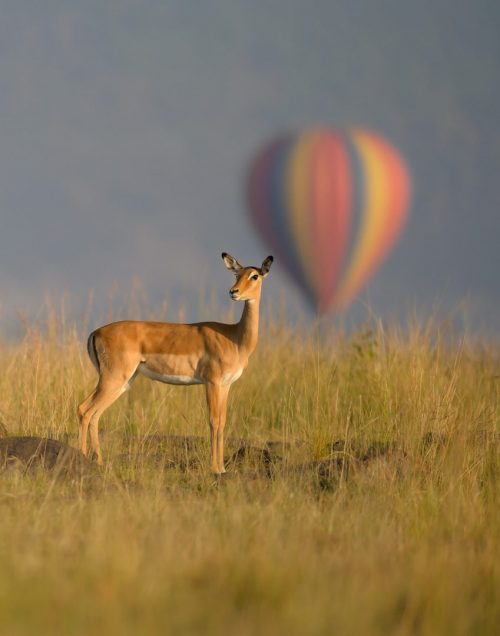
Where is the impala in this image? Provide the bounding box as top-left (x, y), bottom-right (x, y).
top-left (78, 252), bottom-right (273, 474)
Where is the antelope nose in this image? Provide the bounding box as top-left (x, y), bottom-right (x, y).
top-left (230, 288), bottom-right (239, 296)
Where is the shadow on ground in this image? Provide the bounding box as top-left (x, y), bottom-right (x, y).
top-left (1, 429), bottom-right (496, 492)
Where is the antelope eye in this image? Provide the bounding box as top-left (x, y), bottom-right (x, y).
top-left (251, 274), bottom-right (259, 281)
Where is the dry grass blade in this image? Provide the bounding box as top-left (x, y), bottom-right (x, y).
top-left (0, 305), bottom-right (498, 635)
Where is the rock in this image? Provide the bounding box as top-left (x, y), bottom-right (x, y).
top-left (0, 436), bottom-right (93, 478)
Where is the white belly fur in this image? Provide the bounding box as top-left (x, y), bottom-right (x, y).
top-left (139, 364), bottom-right (202, 386)
top-left (222, 368), bottom-right (243, 386)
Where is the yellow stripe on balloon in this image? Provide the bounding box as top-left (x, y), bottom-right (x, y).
top-left (334, 129), bottom-right (391, 307)
top-left (285, 130), bottom-right (319, 295)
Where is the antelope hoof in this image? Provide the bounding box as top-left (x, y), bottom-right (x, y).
top-left (91, 451), bottom-right (103, 465)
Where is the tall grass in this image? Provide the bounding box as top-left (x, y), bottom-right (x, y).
top-left (0, 301), bottom-right (498, 635)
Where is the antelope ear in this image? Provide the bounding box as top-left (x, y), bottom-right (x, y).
top-left (260, 255), bottom-right (274, 277)
top-left (222, 252), bottom-right (243, 273)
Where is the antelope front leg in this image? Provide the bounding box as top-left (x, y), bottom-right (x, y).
top-left (205, 383), bottom-right (219, 473)
top-left (216, 386), bottom-right (230, 474)
top-left (205, 383), bottom-right (229, 474)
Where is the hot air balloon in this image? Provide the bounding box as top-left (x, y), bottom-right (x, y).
top-left (246, 127), bottom-right (411, 313)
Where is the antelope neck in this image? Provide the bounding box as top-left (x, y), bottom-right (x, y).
top-left (237, 297), bottom-right (260, 355)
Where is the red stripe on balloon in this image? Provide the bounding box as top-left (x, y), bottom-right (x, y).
top-left (311, 131), bottom-right (352, 313)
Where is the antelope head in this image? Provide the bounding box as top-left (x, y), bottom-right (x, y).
top-left (222, 253), bottom-right (273, 302)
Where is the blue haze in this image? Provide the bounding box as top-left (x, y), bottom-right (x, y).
top-left (0, 1), bottom-right (498, 333)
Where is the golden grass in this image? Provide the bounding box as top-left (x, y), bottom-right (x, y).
top-left (0, 304), bottom-right (498, 635)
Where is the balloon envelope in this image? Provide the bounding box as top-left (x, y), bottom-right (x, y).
top-left (246, 127), bottom-right (411, 313)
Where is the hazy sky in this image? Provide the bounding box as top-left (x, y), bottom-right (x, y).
top-left (0, 0), bottom-right (499, 333)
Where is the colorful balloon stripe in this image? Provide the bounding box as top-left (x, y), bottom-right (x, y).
top-left (246, 137), bottom-right (284, 259)
top-left (245, 127), bottom-right (411, 314)
top-left (334, 129), bottom-right (411, 307)
top-left (247, 136), bottom-right (317, 306)
top-left (286, 130), bottom-right (318, 297)
top-left (311, 130), bottom-right (352, 311)
top-left (269, 140), bottom-right (306, 285)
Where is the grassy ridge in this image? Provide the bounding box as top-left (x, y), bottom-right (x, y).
top-left (0, 309), bottom-right (498, 635)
